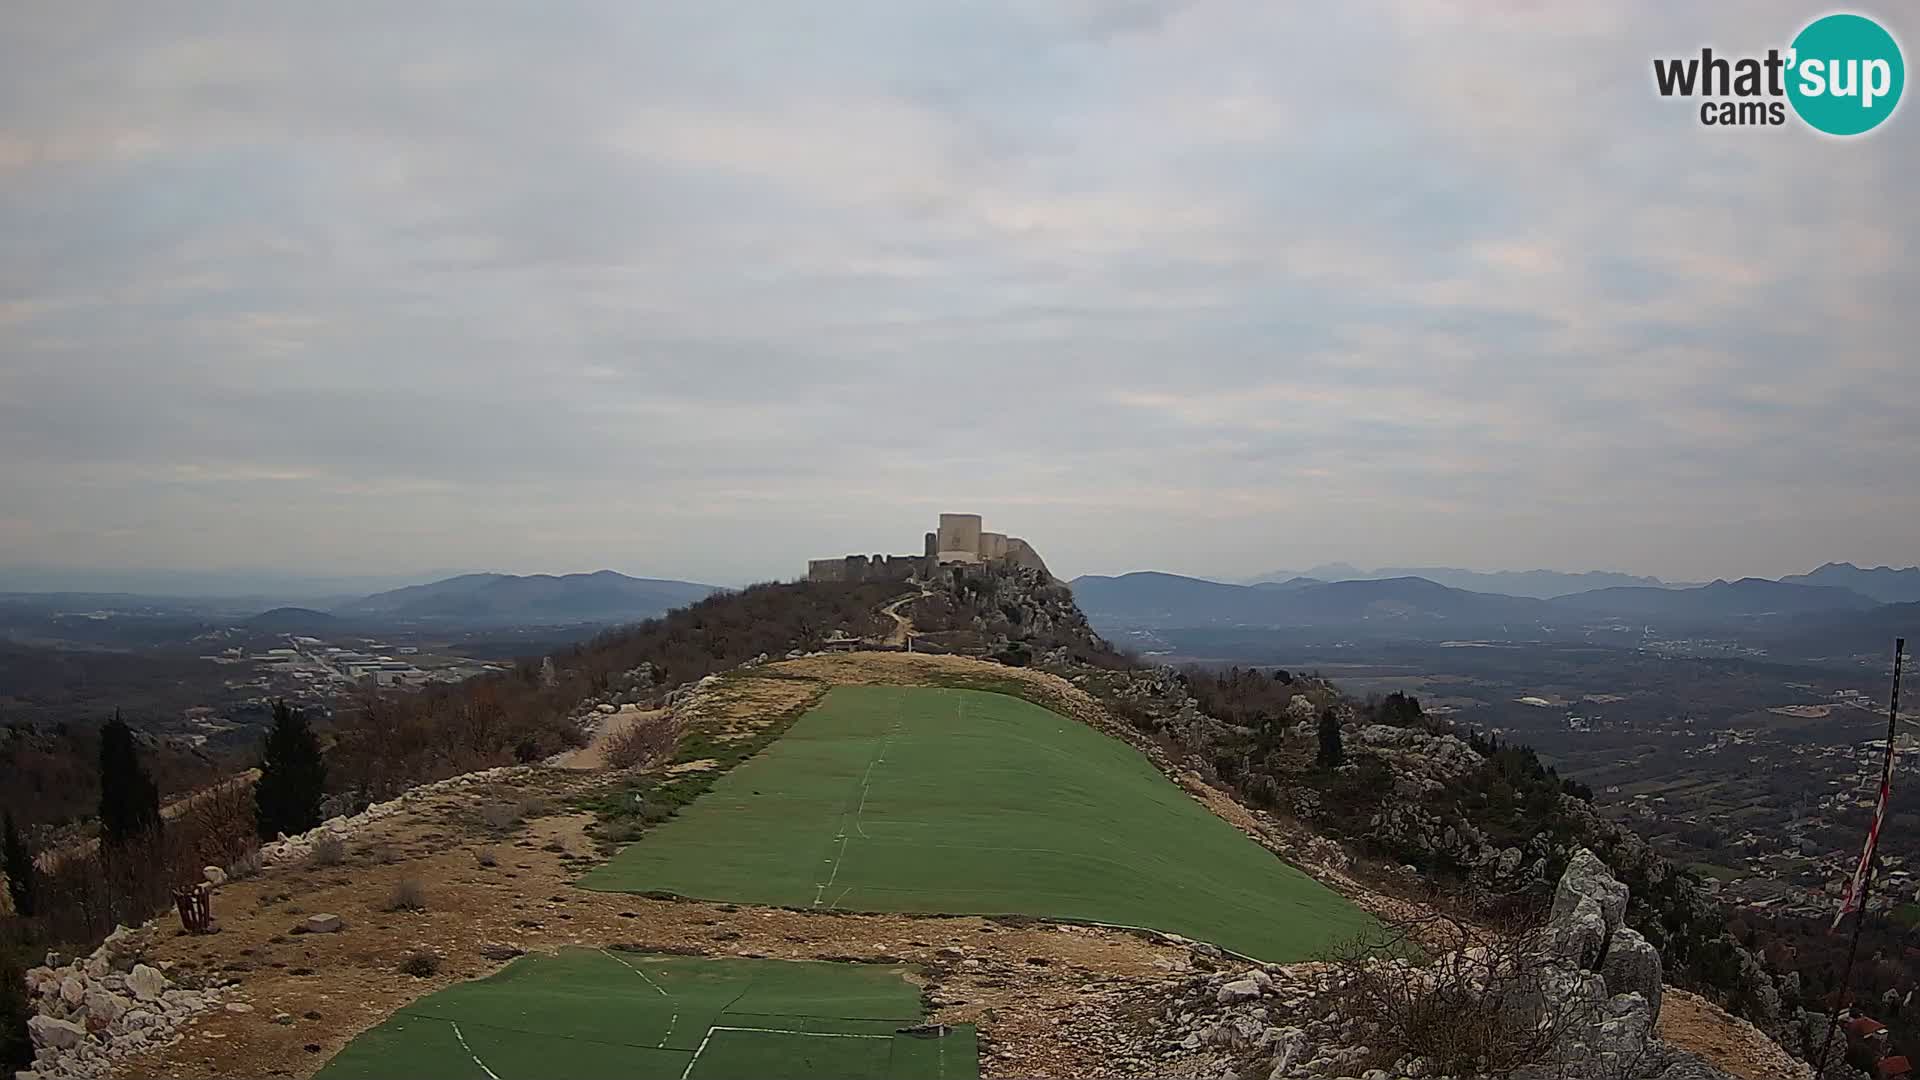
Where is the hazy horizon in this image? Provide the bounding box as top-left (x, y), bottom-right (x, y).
top-left (5, 4), bottom-right (1916, 587)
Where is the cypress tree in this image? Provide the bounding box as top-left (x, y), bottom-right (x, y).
top-left (255, 700), bottom-right (327, 840)
top-left (1, 812), bottom-right (33, 918)
top-left (97, 712), bottom-right (161, 846)
top-left (1316, 707), bottom-right (1345, 769)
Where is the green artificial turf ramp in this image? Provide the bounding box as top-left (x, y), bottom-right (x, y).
top-left (314, 950), bottom-right (974, 1080)
top-left (580, 685), bottom-right (1374, 960)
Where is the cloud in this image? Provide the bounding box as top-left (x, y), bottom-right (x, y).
top-left (0, 2), bottom-right (1915, 584)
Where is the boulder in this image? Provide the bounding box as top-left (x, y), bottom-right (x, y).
top-left (58, 977), bottom-right (84, 1007)
top-left (26, 1016), bottom-right (85, 1051)
top-left (82, 989), bottom-right (128, 1025)
top-left (203, 865), bottom-right (227, 887)
top-left (1216, 978), bottom-right (1263, 1004)
top-left (127, 964), bottom-right (167, 1002)
top-left (305, 913), bottom-right (344, 934)
top-left (1600, 926), bottom-right (1664, 1023)
top-left (1553, 848), bottom-right (1629, 942)
top-left (1550, 893), bottom-right (1609, 969)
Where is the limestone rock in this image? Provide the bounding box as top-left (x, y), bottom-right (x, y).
top-left (127, 964), bottom-right (167, 1002)
top-left (203, 865), bottom-right (227, 887)
top-left (1601, 926), bottom-right (1664, 1023)
top-left (1216, 978), bottom-right (1263, 1004)
top-left (305, 913), bottom-right (344, 934)
top-left (81, 989), bottom-right (127, 1025)
top-left (27, 1016), bottom-right (85, 1051)
top-left (1553, 847), bottom-right (1629, 943)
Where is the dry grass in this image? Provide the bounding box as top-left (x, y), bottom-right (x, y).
top-left (385, 876), bottom-right (427, 913)
top-left (308, 834), bottom-right (346, 867)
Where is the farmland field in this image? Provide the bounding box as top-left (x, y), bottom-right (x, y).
top-left (580, 685), bottom-right (1372, 960)
top-left (314, 950), bottom-right (974, 1080)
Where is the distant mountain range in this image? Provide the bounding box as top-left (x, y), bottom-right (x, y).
top-left (330, 571), bottom-right (719, 625)
top-left (1072, 572), bottom-right (1548, 630)
top-left (1246, 565), bottom-right (1669, 599)
top-left (1779, 562), bottom-right (1920, 605)
top-left (1071, 568), bottom-right (1906, 635)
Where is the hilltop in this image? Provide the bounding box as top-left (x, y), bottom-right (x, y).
top-left (7, 566), bottom-right (1829, 1080)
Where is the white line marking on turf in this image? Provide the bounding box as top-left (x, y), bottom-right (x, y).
top-left (450, 1021), bottom-right (502, 1080)
top-left (815, 721), bottom-right (899, 906)
top-left (601, 948), bottom-right (678, 1048)
top-left (679, 1024), bottom-right (896, 1080)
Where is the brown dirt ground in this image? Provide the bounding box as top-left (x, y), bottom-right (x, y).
top-left (116, 650), bottom-right (1800, 1080)
top-left (1659, 989), bottom-right (1811, 1080)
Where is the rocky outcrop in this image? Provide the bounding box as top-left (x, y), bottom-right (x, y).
top-left (19, 924), bottom-right (224, 1080)
top-left (1143, 851), bottom-right (1739, 1080)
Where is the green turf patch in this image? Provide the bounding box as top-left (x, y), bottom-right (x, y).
top-left (579, 685), bottom-right (1375, 961)
top-left (314, 950), bottom-right (973, 1080)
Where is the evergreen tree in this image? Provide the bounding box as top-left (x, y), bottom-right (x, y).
top-left (1316, 707), bottom-right (1345, 769)
top-left (97, 712), bottom-right (161, 846)
top-left (2, 812), bottom-right (33, 918)
top-left (255, 700), bottom-right (328, 840)
top-left (0, 947), bottom-right (29, 1071)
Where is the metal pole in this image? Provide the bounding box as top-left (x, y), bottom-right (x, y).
top-left (1818, 638), bottom-right (1905, 1075)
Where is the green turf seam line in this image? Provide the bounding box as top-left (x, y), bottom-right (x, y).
top-left (449, 1021), bottom-right (503, 1080)
top-left (393, 1012), bottom-right (685, 1054)
top-left (599, 947), bottom-right (678, 1048)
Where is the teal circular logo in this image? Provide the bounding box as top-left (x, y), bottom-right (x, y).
top-left (1787, 13), bottom-right (1904, 135)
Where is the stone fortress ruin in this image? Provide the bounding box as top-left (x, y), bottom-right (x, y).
top-left (806, 512), bottom-right (1051, 583)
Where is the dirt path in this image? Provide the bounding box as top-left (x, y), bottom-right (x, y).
top-left (878, 589), bottom-right (927, 647)
top-left (549, 706), bottom-right (668, 770)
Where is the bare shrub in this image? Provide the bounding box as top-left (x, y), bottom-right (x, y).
top-left (474, 848), bottom-right (497, 868)
top-left (399, 950), bottom-right (441, 977)
top-left (225, 848), bottom-right (263, 881)
top-left (1322, 904), bottom-right (1588, 1078)
top-left (605, 715), bottom-right (681, 770)
top-left (308, 834), bottom-right (346, 867)
top-left (184, 777), bottom-right (259, 868)
top-left (386, 876), bottom-right (427, 912)
top-left (515, 798), bottom-right (550, 821)
top-left (477, 803), bottom-right (519, 831)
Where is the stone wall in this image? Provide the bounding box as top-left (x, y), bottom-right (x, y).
top-left (806, 554), bottom-right (923, 584)
top-left (806, 512), bottom-right (1050, 581)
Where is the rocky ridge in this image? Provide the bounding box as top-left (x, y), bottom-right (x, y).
top-left (1140, 850), bottom-right (1759, 1080)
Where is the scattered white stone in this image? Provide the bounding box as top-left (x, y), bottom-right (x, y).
top-left (127, 965), bottom-right (166, 1002)
top-left (27, 1016), bottom-right (85, 1051)
top-left (305, 913), bottom-right (344, 934)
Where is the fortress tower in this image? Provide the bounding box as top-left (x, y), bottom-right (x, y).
top-left (935, 513), bottom-right (984, 564)
top-left (806, 512), bottom-right (1050, 582)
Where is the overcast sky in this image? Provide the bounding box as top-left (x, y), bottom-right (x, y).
top-left (2, 2), bottom-right (1915, 588)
